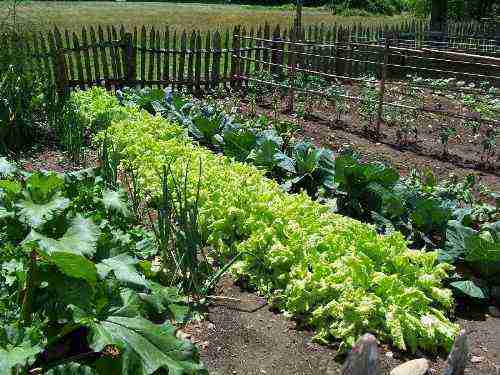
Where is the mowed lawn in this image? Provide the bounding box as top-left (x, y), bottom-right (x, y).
top-left (8, 2), bottom-right (407, 32)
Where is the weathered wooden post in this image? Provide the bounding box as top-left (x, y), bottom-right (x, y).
top-left (53, 28), bottom-right (69, 97)
top-left (375, 39), bottom-right (390, 136)
top-left (287, 0), bottom-right (302, 113)
top-left (122, 32), bottom-right (135, 88)
top-left (496, 18), bottom-right (500, 48)
top-left (342, 333), bottom-right (380, 375)
top-left (212, 31), bottom-right (222, 90)
top-left (429, 0), bottom-right (448, 49)
top-left (271, 25), bottom-right (283, 79)
top-left (335, 26), bottom-right (347, 75)
top-left (231, 26), bottom-right (241, 90)
top-left (443, 330), bottom-right (468, 375)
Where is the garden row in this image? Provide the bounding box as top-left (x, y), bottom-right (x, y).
top-left (73, 87), bottom-right (464, 353)
top-left (112, 85), bottom-right (500, 302)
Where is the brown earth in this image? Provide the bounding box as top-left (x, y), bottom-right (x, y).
top-left (188, 277), bottom-right (500, 375)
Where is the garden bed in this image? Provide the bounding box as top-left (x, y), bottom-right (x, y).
top-left (235, 99), bottom-right (500, 194)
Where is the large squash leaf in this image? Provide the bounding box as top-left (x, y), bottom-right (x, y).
top-left (85, 316), bottom-right (205, 375)
top-left (0, 157), bottom-right (18, 178)
top-left (0, 342), bottom-right (42, 373)
top-left (101, 189), bottom-right (131, 217)
top-left (96, 254), bottom-right (147, 288)
top-left (17, 193), bottom-right (70, 229)
top-left (23, 215), bottom-right (99, 257)
top-left (46, 363), bottom-right (96, 375)
top-left (41, 251), bottom-right (98, 286)
top-left (25, 172), bottom-right (65, 204)
top-left (449, 280), bottom-right (488, 300)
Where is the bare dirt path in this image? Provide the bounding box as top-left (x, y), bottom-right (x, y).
top-left (190, 278), bottom-right (500, 375)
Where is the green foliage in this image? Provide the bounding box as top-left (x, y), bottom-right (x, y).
top-left (86, 88), bottom-right (459, 352)
top-left (104, 87), bottom-right (500, 305)
top-left (0, 163), bottom-right (206, 374)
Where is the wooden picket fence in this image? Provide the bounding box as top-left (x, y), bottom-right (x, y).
top-left (3, 19), bottom-right (497, 95)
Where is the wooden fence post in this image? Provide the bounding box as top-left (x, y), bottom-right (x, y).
top-left (53, 28), bottom-right (69, 96)
top-left (231, 26), bottom-right (241, 90)
top-left (376, 39), bottom-right (390, 136)
top-left (342, 333), bottom-right (380, 375)
top-left (212, 31), bottom-right (222, 90)
top-left (271, 25), bottom-right (283, 78)
top-left (122, 32), bottom-right (135, 88)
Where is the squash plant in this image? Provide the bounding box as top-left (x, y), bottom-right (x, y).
top-left (0, 158), bottom-right (206, 374)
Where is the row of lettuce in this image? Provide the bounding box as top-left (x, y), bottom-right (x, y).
top-left (0, 159), bottom-right (207, 373)
top-left (72, 87), bottom-right (463, 353)
top-left (115, 86), bottom-right (500, 302)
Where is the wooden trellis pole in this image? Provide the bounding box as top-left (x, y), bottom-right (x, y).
top-left (376, 39), bottom-right (390, 136)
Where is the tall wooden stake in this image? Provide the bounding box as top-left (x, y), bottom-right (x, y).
top-left (376, 39), bottom-right (389, 136)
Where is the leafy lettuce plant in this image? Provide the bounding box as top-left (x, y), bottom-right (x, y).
top-left (86, 89), bottom-right (459, 353)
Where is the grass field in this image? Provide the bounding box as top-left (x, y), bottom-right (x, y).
top-left (6, 2), bottom-right (408, 32)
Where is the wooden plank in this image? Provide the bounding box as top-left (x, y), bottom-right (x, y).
top-left (245, 28), bottom-right (253, 79)
top-left (148, 27), bottom-right (156, 86)
top-left (156, 29), bottom-right (162, 88)
top-left (223, 28), bottom-right (230, 86)
top-left (81, 27), bottom-right (94, 87)
top-left (89, 26), bottom-right (101, 84)
top-left (140, 26), bottom-right (146, 87)
top-left (112, 26), bottom-right (122, 81)
top-left (123, 33), bottom-right (136, 87)
top-left (212, 30), bottom-right (221, 89)
top-left (64, 30), bottom-right (76, 80)
top-left (204, 31), bottom-right (211, 91)
top-left (421, 48), bottom-right (500, 66)
top-left (47, 30), bottom-right (57, 85)
top-left (171, 30), bottom-right (178, 90)
top-left (324, 27), bottom-right (332, 74)
top-left (188, 31), bottom-right (196, 91)
top-left (72, 32), bottom-right (85, 89)
top-left (178, 31), bottom-right (187, 89)
top-left (163, 26), bottom-right (170, 86)
top-left (98, 26), bottom-right (110, 90)
top-left (230, 26), bottom-right (240, 89)
top-left (53, 28), bottom-right (68, 95)
top-left (262, 23), bottom-right (270, 73)
top-left (107, 26), bottom-right (118, 88)
top-left (133, 26), bottom-right (138, 84)
top-left (255, 25), bottom-right (263, 72)
top-left (240, 27), bottom-right (247, 81)
top-left (195, 32), bottom-right (202, 93)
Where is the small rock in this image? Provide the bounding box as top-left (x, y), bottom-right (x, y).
top-left (390, 358), bottom-right (429, 375)
top-left (488, 306), bottom-right (500, 318)
top-left (471, 356), bottom-right (483, 364)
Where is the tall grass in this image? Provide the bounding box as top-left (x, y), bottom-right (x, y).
top-left (4, 2), bottom-right (409, 33)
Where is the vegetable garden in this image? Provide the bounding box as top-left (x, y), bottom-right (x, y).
top-left (1, 4), bottom-right (500, 375)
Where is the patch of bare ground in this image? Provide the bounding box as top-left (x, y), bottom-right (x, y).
top-left (189, 278), bottom-right (500, 375)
